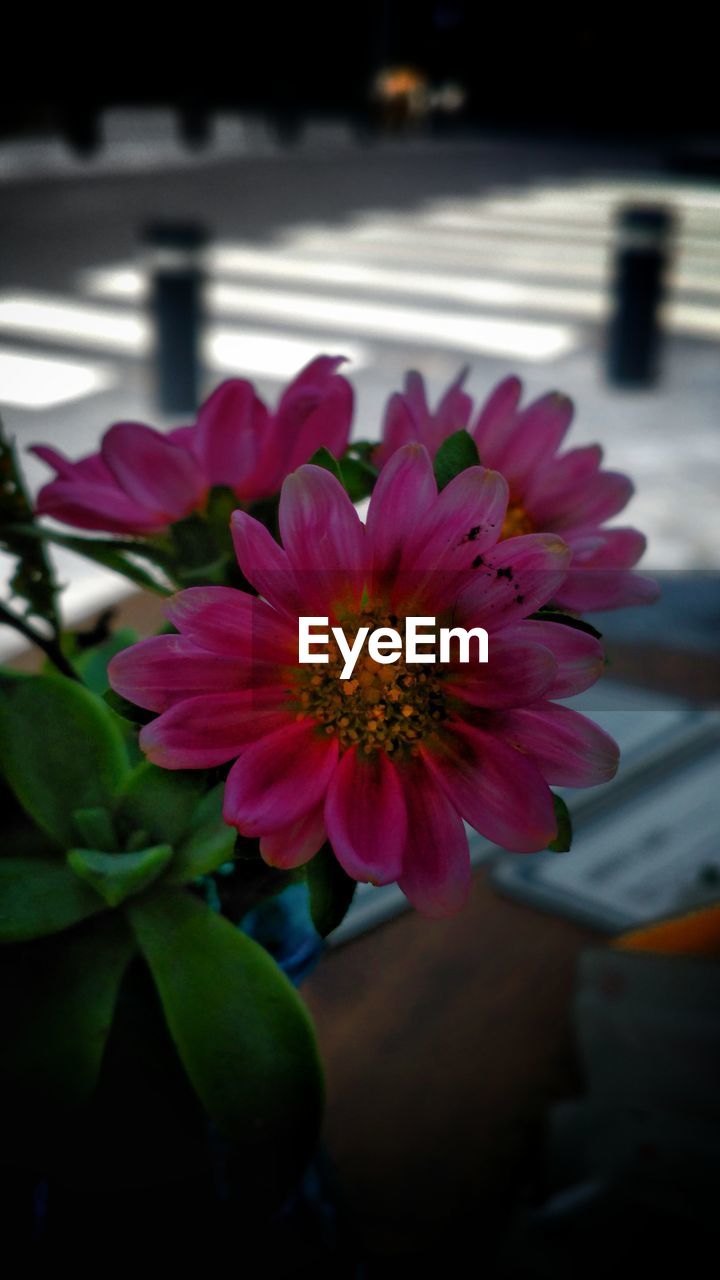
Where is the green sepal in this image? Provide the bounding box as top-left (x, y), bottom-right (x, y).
top-left (529, 610), bottom-right (603, 640)
top-left (0, 673), bottom-right (129, 847)
top-left (128, 888), bottom-right (324, 1204)
top-left (433, 430), bottom-right (480, 490)
top-left (67, 845), bottom-right (173, 908)
top-left (308, 446), bottom-right (343, 480)
top-left (0, 857), bottom-right (105, 941)
top-left (547, 793), bottom-right (573, 853)
top-left (307, 843), bottom-right (356, 938)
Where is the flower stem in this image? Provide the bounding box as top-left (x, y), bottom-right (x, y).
top-left (0, 601), bottom-right (80, 682)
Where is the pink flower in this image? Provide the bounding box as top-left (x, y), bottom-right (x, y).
top-left (375, 371), bottom-right (658, 613)
top-left (30, 356), bottom-right (353, 534)
top-left (109, 444), bottom-right (618, 917)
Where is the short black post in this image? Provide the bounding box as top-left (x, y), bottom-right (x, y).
top-left (144, 221), bottom-right (208, 415)
top-left (607, 204), bottom-right (674, 387)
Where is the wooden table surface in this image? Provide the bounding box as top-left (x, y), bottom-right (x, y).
top-left (303, 866), bottom-right (597, 1262)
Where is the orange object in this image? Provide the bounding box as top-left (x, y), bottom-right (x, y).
top-left (614, 901), bottom-right (720, 957)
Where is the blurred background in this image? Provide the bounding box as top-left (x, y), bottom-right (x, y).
top-left (1, 4), bottom-right (719, 1271)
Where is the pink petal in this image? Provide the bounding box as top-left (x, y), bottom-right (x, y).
top-left (35, 477), bottom-right (163, 533)
top-left (401, 370), bottom-right (430, 422)
top-left (278, 464), bottom-right (368, 614)
top-left (324, 747), bottom-right (407, 884)
top-left (102, 422), bottom-right (207, 520)
top-left (493, 391), bottom-right (574, 486)
top-left (231, 510), bottom-right (305, 619)
top-left (268, 355), bottom-right (353, 486)
top-left (139, 688), bottom-right (291, 769)
top-left (374, 392), bottom-right (418, 467)
top-left (282, 378), bottom-right (354, 475)
top-left (455, 533), bottom-right (571, 630)
top-left (471, 375), bottom-right (523, 457)
top-left (279, 464), bottom-right (367, 575)
top-left (166, 586), bottom-right (296, 662)
top-left (445, 635), bottom-right (557, 708)
top-left (502, 620), bottom-right (605, 697)
top-left (366, 443), bottom-right (438, 581)
top-left (223, 719), bottom-right (339, 835)
top-left (540, 469), bottom-right (634, 532)
top-left (260, 804), bottom-right (327, 869)
top-left (433, 366), bottom-right (473, 442)
top-left (276, 354), bottom-right (348, 405)
top-left (108, 634), bottom-right (263, 711)
top-left (408, 465), bottom-right (509, 587)
top-left (397, 758), bottom-right (471, 917)
top-left (422, 719), bottom-right (556, 852)
top-left (565, 526), bottom-right (646, 569)
top-left (524, 444), bottom-right (603, 514)
top-left (496, 701), bottom-right (619, 786)
top-left (554, 568), bottom-right (660, 612)
top-left (194, 379), bottom-right (268, 490)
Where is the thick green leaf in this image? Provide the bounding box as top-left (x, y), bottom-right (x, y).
top-left (0, 857), bottom-right (104, 941)
top-left (0, 780), bottom-right (58, 858)
top-left (433, 430), bottom-right (480, 490)
top-left (72, 627), bottom-right (140, 694)
top-left (128, 888), bottom-right (324, 1201)
top-left (548, 794), bottom-right (573, 853)
top-left (0, 674), bottom-right (129, 847)
top-left (115, 761), bottom-right (206, 847)
top-left (307, 843), bottom-right (357, 938)
top-left (73, 806), bottom-right (117, 851)
top-left (0, 915), bottom-right (135, 1162)
top-left (68, 845), bottom-right (173, 908)
top-left (338, 455), bottom-right (377, 502)
top-left (166, 783), bottom-right (236, 883)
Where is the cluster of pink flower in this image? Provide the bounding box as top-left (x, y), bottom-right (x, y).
top-left (33, 357), bottom-right (657, 916)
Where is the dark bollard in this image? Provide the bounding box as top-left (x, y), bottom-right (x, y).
top-left (607, 204), bottom-right (674, 388)
top-left (144, 221), bottom-right (208, 416)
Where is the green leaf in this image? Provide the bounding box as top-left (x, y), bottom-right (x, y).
top-left (72, 627), bottom-right (140, 694)
top-left (0, 780), bottom-right (58, 858)
top-left (73, 806), bottom-right (117, 851)
top-left (0, 857), bottom-right (105, 941)
top-left (115, 761), bottom-right (206, 847)
top-left (103, 687), bottom-right (155, 726)
top-left (0, 674), bottom-right (129, 847)
top-left (5, 524), bottom-right (173, 596)
top-left (68, 845), bottom-right (173, 908)
top-left (308, 446), bottom-right (343, 481)
top-left (529, 610), bottom-right (603, 640)
top-left (128, 888), bottom-right (324, 1201)
top-left (548, 794), bottom-right (572, 853)
top-left (307, 843), bottom-right (357, 938)
top-left (0, 915), bottom-right (135, 1161)
top-left (166, 783), bottom-right (236, 883)
top-left (433, 430), bottom-right (480, 490)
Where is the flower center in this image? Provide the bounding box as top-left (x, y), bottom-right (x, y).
top-left (501, 502), bottom-right (534, 539)
top-left (292, 612), bottom-right (449, 756)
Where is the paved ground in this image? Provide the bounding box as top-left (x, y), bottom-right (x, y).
top-left (1, 114), bottom-right (718, 656)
